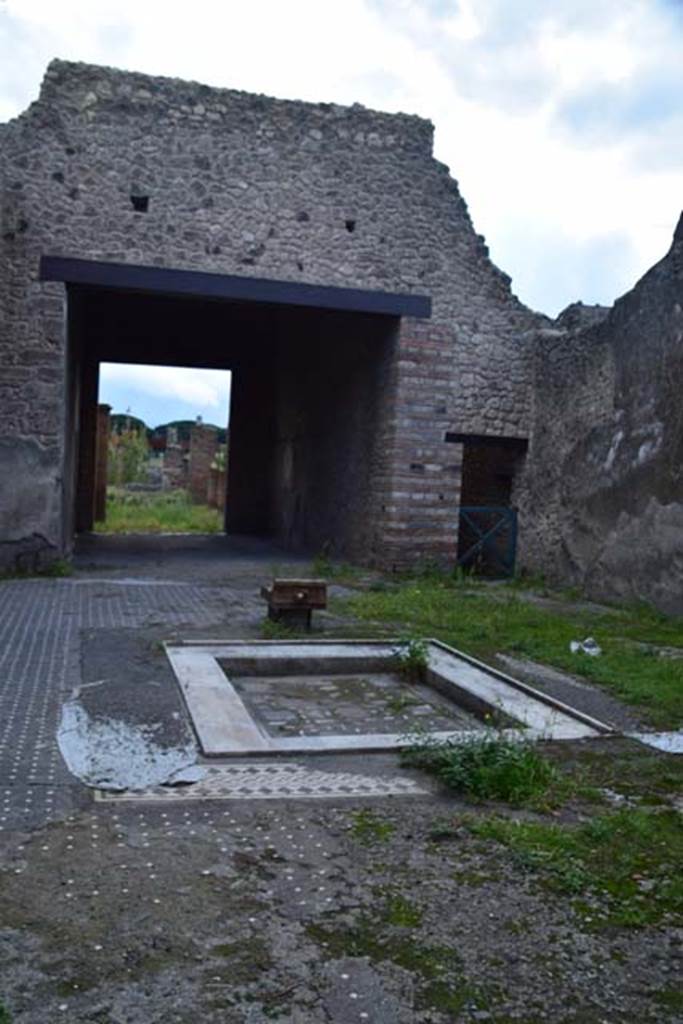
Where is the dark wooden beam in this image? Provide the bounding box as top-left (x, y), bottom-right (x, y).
top-left (40, 256), bottom-right (431, 319)
top-left (445, 432), bottom-right (528, 451)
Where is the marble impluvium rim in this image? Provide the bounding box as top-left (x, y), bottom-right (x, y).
top-left (165, 639), bottom-right (613, 757)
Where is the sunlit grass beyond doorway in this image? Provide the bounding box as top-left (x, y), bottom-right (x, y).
top-left (96, 488), bottom-right (223, 534)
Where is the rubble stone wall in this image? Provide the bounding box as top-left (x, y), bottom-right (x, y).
top-left (0, 59), bottom-right (541, 568)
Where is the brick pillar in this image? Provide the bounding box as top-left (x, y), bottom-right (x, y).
top-left (373, 319), bottom-right (461, 570)
top-left (93, 404), bottom-right (111, 523)
top-left (189, 423), bottom-right (218, 504)
top-left (207, 467), bottom-right (227, 510)
top-left (216, 468), bottom-right (227, 512)
top-left (162, 427), bottom-right (186, 489)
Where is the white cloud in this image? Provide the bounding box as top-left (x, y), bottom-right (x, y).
top-left (1, 0), bottom-right (681, 313)
top-left (100, 364), bottom-right (231, 409)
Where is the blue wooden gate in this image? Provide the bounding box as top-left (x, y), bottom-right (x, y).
top-left (457, 506), bottom-right (518, 577)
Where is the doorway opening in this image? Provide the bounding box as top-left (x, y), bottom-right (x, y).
top-left (93, 364), bottom-right (231, 535)
top-left (446, 433), bottom-right (528, 576)
top-left (61, 265), bottom-right (411, 562)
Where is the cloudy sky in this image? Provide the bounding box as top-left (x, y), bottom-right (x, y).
top-left (2, 0), bottom-right (681, 426)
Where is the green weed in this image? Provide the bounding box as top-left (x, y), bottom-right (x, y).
top-left (349, 809), bottom-right (395, 845)
top-left (260, 618), bottom-right (299, 640)
top-left (384, 691), bottom-right (422, 714)
top-left (373, 888), bottom-right (423, 927)
top-left (392, 636), bottom-right (430, 683)
top-left (402, 732), bottom-right (558, 805)
top-left (41, 559), bottom-right (73, 578)
top-left (468, 808), bottom-right (683, 928)
top-left (0, 1002), bottom-right (11, 1024)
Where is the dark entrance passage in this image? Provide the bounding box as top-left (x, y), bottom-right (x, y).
top-left (447, 433), bottom-right (528, 576)
top-left (45, 258), bottom-right (430, 562)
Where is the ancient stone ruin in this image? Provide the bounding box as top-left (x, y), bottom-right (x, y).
top-left (0, 59), bottom-right (680, 612)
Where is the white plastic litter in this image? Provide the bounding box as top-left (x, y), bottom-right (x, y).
top-left (569, 637), bottom-right (602, 657)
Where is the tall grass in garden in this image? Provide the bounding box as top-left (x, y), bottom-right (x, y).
top-left (96, 488), bottom-right (222, 534)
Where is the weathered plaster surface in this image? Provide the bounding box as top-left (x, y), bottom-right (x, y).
top-left (519, 218), bottom-right (683, 613)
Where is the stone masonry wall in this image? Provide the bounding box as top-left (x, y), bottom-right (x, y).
top-left (1, 59), bottom-right (542, 567)
top-left (519, 217), bottom-right (683, 614)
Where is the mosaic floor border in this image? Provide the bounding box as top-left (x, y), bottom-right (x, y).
top-left (95, 762), bottom-right (429, 802)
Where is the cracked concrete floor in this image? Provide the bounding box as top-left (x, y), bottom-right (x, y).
top-left (0, 536), bottom-right (681, 1023)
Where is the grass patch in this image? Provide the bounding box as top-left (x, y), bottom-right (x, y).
top-left (554, 745), bottom-right (683, 803)
top-left (209, 937), bottom-right (272, 984)
top-left (308, 910), bottom-right (491, 1015)
top-left (310, 554), bottom-right (365, 582)
top-left (40, 559), bottom-right (73, 578)
top-left (0, 1003), bottom-right (10, 1024)
top-left (339, 580), bottom-right (683, 726)
top-left (0, 558), bottom-right (72, 581)
top-left (653, 988), bottom-right (683, 1013)
top-left (97, 488), bottom-right (222, 534)
top-left (374, 888), bottom-right (424, 927)
top-left (349, 809), bottom-right (395, 845)
top-left (402, 732), bottom-right (559, 806)
top-left (259, 618), bottom-right (300, 640)
top-left (468, 808), bottom-right (683, 928)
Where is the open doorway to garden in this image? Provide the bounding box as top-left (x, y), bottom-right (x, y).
top-left (57, 261), bottom-right (418, 561)
top-left (95, 363), bottom-right (231, 535)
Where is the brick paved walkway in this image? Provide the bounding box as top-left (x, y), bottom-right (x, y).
top-left (0, 578), bottom-right (236, 832)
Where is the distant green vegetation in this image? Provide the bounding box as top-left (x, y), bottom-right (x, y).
top-left (337, 577), bottom-right (683, 727)
top-left (110, 413), bottom-right (148, 436)
top-left (108, 425), bottom-right (150, 485)
top-left (151, 419), bottom-right (227, 445)
top-left (0, 1000), bottom-right (11, 1023)
top-left (97, 489), bottom-right (222, 534)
